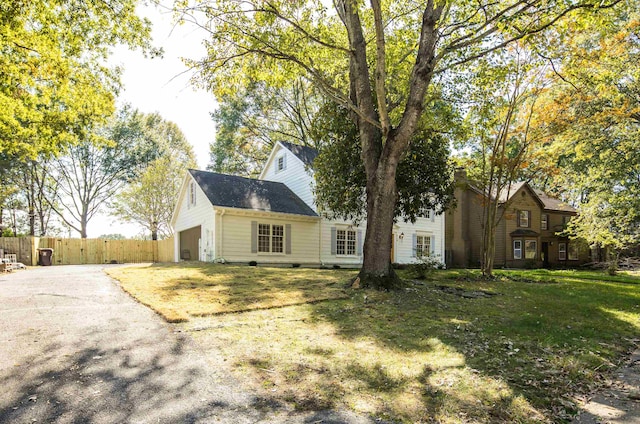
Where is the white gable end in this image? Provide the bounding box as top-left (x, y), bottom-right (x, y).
top-left (260, 142), bottom-right (316, 212)
top-left (172, 172), bottom-right (216, 262)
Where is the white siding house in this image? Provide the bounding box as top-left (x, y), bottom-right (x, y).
top-left (171, 168), bottom-right (320, 264)
top-left (171, 141), bottom-right (447, 266)
top-left (172, 175), bottom-right (216, 262)
top-left (259, 142), bottom-right (316, 211)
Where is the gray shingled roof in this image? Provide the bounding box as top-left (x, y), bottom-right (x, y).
top-left (189, 169), bottom-right (318, 217)
top-left (534, 189), bottom-right (576, 213)
top-left (469, 181), bottom-right (576, 214)
top-left (278, 141), bottom-right (318, 168)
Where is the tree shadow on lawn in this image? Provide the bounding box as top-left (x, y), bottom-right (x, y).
top-left (0, 329), bottom-right (279, 423)
top-left (155, 263), bottom-right (353, 317)
top-left (300, 274), bottom-right (640, 422)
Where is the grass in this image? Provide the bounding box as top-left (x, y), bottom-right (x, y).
top-left (108, 264), bottom-right (640, 423)
top-left (107, 262), bottom-right (353, 322)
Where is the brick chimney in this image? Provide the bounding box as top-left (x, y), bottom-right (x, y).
top-left (454, 167), bottom-right (467, 183)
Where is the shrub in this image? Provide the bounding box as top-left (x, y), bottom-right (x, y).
top-left (407, 256), bottom-right (445, 279)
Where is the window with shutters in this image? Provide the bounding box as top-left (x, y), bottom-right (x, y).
top-left (258, 224), bottom-right (284, 253)
top-left (518, 210), bottom-right (530, 227)
top-left (336, 229), bottom-right (356, 255)
top-left (272, 225), bottom-right (284, 253)
top-left (258, 224), bottom-right (270, 253)
top-left (416, 235), bottom-right (431, 257)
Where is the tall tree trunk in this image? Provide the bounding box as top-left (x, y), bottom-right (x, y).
top-left (359, 159), bottom-right (401, 288)
top-left (482, 200), bottom-right (498, 277)
top-left (338, 0), bottom-right (443, 289)
top-left (10, 207), bottom-right (18, 236)
top-left (38, 213), bottom-right (47, 236)
top-left (28, 206), bottom-right (35, 236)
top-left (80, 209), bottom-right (88, 238)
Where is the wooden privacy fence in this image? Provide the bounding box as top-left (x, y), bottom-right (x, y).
top-left (0, 237), bottom-right (174, 266)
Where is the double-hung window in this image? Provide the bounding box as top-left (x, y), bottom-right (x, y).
top-left (513, 240), bottom-right (522, 259)
top-left (525, 240), bottom-right (537, 259)
top-left (541, 214), bottom-right (548, 230)
top-left (336, 229), bottom-right (356, 255)
top-left (276, 155), bottom-right (286, 173)
top-left (416, 235), bottom-right (431, 257)
top-left (258, 224), bottom-right (284, 253)
top-left (558, 242), bottom-right (567, 260)
top-left (518, 210), bottom-right (530, 228)
top-left (515, 239), bottom-right (536, 259)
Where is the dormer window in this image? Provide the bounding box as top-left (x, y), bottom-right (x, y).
top-left (276, 154), bottom-right (286, 173)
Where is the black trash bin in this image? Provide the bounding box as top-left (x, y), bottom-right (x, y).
top-left (38, 248), bottom-right (53, 266)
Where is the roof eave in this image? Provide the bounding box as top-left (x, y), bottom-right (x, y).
top-left (214, 205), bottom-right (319, 220)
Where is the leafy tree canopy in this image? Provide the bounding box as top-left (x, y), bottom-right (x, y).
top-left (313, 101), bottom-right (455, 224)
top-left (0, 0), bottom-right (155, 160)
top-left (535, 5), bottom-right (640, 253)
top-left (208, 79), bottom-right (320, 176)
top-left (49, 107), bottom-right (193, 238)
top-left (180, 0), bottom-right (626, 288)
top-left (111, 113), bottom-right (196, 240)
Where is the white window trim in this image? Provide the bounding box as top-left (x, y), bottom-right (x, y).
top-left (257, 223), bottom-right (285, 255)
top-left (336, 228), bottom-right (357, 256)
top-left (559, 242), bottom-right (567, 261)
top-left (541, 214), bottom-right (548, 230)
top-left (275, 154), bottom-right (286, 173)
top-left (513, 240), bottom-right (522, 260)
top-left (413, 232), bottom-right (435, 258)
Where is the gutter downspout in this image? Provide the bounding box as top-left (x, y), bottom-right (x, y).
top-left (219, 209), bottom-right (225, 260)
top-left (318, 215), bottom-right (322, 266)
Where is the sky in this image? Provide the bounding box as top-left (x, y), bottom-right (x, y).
top-left (87, 2), bottom-right (216, 238)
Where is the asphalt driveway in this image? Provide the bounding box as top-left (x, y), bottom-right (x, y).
top-left (0, 265), bottom-right (373, 424)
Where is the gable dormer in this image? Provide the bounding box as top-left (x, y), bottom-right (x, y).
top-left (259, 141), bottom-right (318, 212)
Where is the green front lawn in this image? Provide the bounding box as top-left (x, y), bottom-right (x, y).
top-left (108, 264), bottom-right (640, 423)
top-left (107, 262), bottom-right (353, 322)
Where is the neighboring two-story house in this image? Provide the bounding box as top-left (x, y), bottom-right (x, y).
top-left (446, 169), bottom-right (590, 268)
top-left (171, 141), bottom-right (445, 266)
